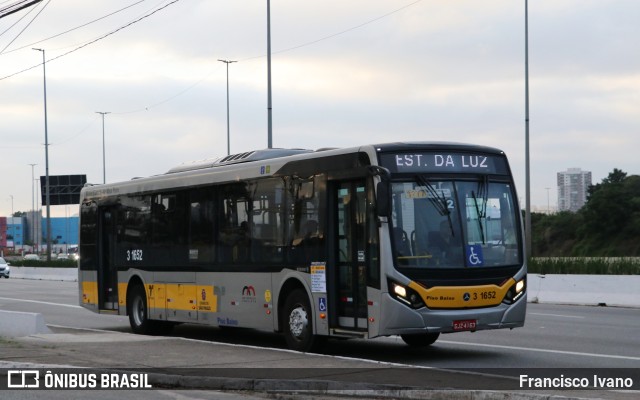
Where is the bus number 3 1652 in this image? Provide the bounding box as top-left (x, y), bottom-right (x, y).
top-left (474, 291), bottom-right (496, 300)
top-left (126, 249), bottom-right (143, 262)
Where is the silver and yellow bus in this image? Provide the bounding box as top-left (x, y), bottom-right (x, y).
top-left (79, 142), bottom-right (526, 351)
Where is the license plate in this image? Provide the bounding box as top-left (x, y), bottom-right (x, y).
top-left (452, 319), bottom-right (477, 331)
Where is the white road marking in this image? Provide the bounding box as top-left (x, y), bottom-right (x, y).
top-left (0, 296), bottom-right (82, 309)
top-left (529, 312), bottom-right (585, 319)
top-left (439, 340), bottom-right (640, 361)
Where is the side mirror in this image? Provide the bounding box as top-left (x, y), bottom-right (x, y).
top-left (367, 165), bottom-right (391, 218)
top-left (376, 181), bottom-right (391, 218)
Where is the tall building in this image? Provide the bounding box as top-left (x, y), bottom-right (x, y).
top-left (557, 168), bottom-right (592, 212)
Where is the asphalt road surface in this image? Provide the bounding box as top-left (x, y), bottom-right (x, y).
top-left (1, 278), bottom-right (639, 371)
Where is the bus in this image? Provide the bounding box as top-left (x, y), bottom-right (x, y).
top-left (78, 142), bottom-right (526, 351)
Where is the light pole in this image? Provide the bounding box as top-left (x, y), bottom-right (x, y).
top-left (524, 0), bottom-right (531, 259)
top-left (65, 205), bottom-right (69, 254)
top-left (8, 195), bottom-right (14, 252)
top-left (34, 178), bottom-right (40, 253)
top-left (267, 0), bottom-right (273, 149)
top-left (96, 111), bottom-right (110, 184)
top-left (28, 163), bottom-right (37, 251)
top-left (33, 47), bottom-right (52, 262)
top-left (545, 187), bottom-right (550, 214)
top-left (218, 59), bottom-right (236, 156)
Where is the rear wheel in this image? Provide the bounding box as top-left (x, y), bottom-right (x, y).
top-left (282, 289), bottom-right (325, 352)
top-left (128, 285), bottom-right (152, 334)
top-left (400, 332), bottom-right (440, 347)
top-left (127, 284), bottom-right (176, 335)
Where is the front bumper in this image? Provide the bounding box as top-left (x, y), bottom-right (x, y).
top-left (378, 290), bottom-right (526, 336)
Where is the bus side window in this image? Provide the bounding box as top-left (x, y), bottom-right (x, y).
top-left (288, 176), bottom-right (326, 265)
top-left (251, 178), bottom-right (287, 264)
top-left (150, 192), bottom-right (188, 266)
top-left (217, 183), bottom-right (251, 264)
top-left (115, 195), bottom-right (151, 266)
top-left (188, 188), bottom-right (216, 264)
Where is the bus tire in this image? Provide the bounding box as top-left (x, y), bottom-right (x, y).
top-left (127, 285), bottom-right (153, 335)
top-left (282, 289), bottom-right (325, 352)
top-left (400, 332), bottom-right (440, 347)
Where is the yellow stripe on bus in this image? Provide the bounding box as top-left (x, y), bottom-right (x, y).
top-left (81, 281), bottom-right (217, 313)
top-left (118, 282), bottom-right (128, 307)
top-left (147, 283), bottom-right (217, 313)
top-left (81, 281), bottom-right (98, 305)
top-left (409, 278), bottom-right (515, 309)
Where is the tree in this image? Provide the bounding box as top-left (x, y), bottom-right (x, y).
top-left (579, 169), bottom-right (640, 254)
top-left (588, 168), bottom-right (627, 199)
top-left (602, 168), bottom-right (627, 184)
top-left (531, 211), bottom-right (582, 256)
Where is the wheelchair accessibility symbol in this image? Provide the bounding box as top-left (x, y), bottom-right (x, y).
top-left (466, 245), bottom-right (484, 267)
top-left (318, 297), bottom-right (327, 312)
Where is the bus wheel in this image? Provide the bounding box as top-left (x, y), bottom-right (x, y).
top-left (400, 332), bottom-right (440, 347)
top-left (282, 289), bottom-right (325, 352)
top-left (127, 285), bottom-right (152, 334)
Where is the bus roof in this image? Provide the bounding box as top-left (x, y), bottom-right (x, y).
top-left (166, 148), bottom-right (314, 174)
top-left (80, 142), bottom-right (507, 200)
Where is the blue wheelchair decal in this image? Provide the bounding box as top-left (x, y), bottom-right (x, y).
top-left (318, 297), bottom-right (327, 312)
top-left (466, 244), bottom-right (484, 267)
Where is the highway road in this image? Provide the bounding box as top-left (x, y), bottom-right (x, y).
top-left (1, 278), bottom-right (639, 371)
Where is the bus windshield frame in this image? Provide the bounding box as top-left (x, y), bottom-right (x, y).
top-left (389, 175), bottom-right (522, 270)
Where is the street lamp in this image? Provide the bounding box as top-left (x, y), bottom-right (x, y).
top-left (524, 0), bottom-right (532, 259)
top-left (217, 60), bottom-right (236, 156)
top-left (33, 47), bottom-right (52, 262)
top-left (96, 111), bottom-right (110, 184)
top-left (28, 163), bottom-right (37, 251)
top-left (34, 178), bottom-right (40, 253)
top-left (8, 195), bottom-right (14, 252)
top-left (545, 187), bottom-right (550, 214)
top-left (267, 0), bottom-right (273, 149)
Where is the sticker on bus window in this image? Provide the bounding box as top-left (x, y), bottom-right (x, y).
top-left (466, 245), bottom-right (484, 267)
top-left (311, 262), bottom-right (327, 293)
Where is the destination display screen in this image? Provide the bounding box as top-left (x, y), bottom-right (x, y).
top-left (379, 152), bottom-right (509, 175)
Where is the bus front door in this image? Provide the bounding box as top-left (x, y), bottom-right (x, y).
top-left (97, 207), bottom-right (118, 310)
top-left (334, 180), bottom-right (368, 331)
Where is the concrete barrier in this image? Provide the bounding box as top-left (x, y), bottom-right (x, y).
top-left (0, 310), bottom-right (52, 337)
top-left (10, 266), bottom-right (77, 282)
top-left (527, 273), bottom-right (640, 308)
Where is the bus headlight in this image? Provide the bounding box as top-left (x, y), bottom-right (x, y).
top-left (393, 283), bottom-right (407, 298)
top-left (515, 279), bottom-right (525, 294)
top-left (388, 280), bottom-right (425, 309)
top-left (503, 278), bottom-right (526, 304)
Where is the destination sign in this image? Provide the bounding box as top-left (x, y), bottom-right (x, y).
top-left (379, 152), bottom-right (509, 175)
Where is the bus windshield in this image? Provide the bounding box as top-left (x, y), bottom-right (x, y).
top-left (390, 177), bottom-right (521, 269)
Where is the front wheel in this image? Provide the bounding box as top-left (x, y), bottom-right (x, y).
top-left (400, 332), bottom-right (440, 347)
top-left (282, 289), bottom-right (325, 352)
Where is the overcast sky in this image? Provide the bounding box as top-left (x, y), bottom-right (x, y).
top-left (1, 0), bottom-right (638, 217)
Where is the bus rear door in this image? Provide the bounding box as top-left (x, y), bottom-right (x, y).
top-left (97, 207), bottom-right (119, 311)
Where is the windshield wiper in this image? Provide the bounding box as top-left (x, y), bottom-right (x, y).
top-left (415, 175), bottom-right (454, 237)
top-left (471, 191), bottom-right (485, 244)
top-left (471, 176), bottom-right (489, 244)
top-left (415, 175), bottom-right (448, 216)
